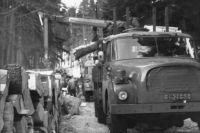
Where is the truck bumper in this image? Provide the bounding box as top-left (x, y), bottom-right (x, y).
top-left (110, 102), bottom-right (200, 114)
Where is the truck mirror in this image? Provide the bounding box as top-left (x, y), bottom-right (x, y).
top-left (98, 51), bottom-right (104, 62)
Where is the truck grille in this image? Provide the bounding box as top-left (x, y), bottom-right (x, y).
top-left (147, 67), bottom-right (200, 92)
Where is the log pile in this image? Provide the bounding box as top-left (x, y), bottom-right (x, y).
top-left (0, 64), bottom-right (62, 133)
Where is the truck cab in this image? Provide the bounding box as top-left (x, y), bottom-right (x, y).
top-left (93, 28), bottom-right (200, 133)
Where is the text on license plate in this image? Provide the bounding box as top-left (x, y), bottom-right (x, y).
top-left (165, 93), bottom-right (191, 100)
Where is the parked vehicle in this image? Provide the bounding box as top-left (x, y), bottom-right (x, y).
top-left (92, 28), bottom-right (200, 133)
top-left (83, 60), bottom-right (95, 101)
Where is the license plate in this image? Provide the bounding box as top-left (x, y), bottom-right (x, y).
top-left (165, 93), bottom-right (191, 100)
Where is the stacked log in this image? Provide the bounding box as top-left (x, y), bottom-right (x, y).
top-left (6, 94), bottom-right (29, 115)
top-left (2, 64), bottom-right (34, 133)
top-left (32, 102), bottom-right (45, 126)
top-left (0, 65), bottom-right (61, 133)
top-left (26, 116), bottom-right (34, 133)
top-left (14, 116), bottom-right (28, 133)
top-left (3, 64), bottom-right (24, 94)
top-left (27, 70), bottom-right (60, 133)
top-left (0, 69), bottom-right (9, 132)
top-left (1, 102), bottom-right (14, 133)
top-left (28, 73), bottom-right (45, 98)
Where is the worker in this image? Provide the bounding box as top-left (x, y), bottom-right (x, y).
top-left (67, 76), bottom-right (77, 97)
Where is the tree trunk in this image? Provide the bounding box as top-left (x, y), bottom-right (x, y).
top-left (6, 8), bottom-right (15, 64)
top-left (17, 12), bottom-right (23, 66)
top-left (11, 8), bottom-right (16, 64)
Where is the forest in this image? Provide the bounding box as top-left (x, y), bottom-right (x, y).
top-left (0, 0), bottom-right (199, 69)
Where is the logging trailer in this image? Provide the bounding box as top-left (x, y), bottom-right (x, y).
top-left (0, 64), bottom-right (61, 133)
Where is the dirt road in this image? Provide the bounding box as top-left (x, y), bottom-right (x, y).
top-left (59, 101), bottom-right (200, 133)
top-left (59, 102), bottom-right (109, 133)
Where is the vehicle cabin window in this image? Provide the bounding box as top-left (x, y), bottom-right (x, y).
top-left (105, 42), bottom-right (111, 62)
top-left (112, 36), bottom-right (195, 60)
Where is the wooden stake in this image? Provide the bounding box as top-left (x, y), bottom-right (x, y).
top-left (165, 6), bottom-right (169, 32)
top-left (152, 7), bottom-right (156, 31)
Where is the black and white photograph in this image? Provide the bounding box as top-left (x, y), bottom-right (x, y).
top-left (0, 0), bottom-right (200, 133)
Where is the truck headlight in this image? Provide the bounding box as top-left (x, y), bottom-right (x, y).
top-left (118, 91), bottom-right (128, 100)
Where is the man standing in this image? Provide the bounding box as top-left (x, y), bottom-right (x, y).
top-left (67, 77), bottom-right (77, 97)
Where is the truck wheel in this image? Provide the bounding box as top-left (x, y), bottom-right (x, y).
top-left (94, 91), bottom-right (98, 117)
top-left (85, 91), bottom-right (90, 101)
top-left (97, 104), bottom-right (106, 124)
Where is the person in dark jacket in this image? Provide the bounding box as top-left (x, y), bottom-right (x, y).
top-left (67, 77), bottom-right (77, 97)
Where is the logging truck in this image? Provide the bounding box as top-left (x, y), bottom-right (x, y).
top-left (72, 26), bottom-right (200, 133)
top-left (91, 28), bottom-right (200, 133)
top-left (0, 64), bottom-right (61, 133)
top-left (57, 15), bottom-right (200, 132)
top-left (83, 59), bottom-right (95, 101)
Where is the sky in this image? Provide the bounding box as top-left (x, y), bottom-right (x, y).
top-left (61, 0), bottom-right (82, 7)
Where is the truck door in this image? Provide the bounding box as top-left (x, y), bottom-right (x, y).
top-left (102, 41), bottom-right (112, 112)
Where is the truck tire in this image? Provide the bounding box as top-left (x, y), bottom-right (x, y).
top-left (108, 113), bottom-right (127, 133)
top-left (85, 91), bottom-right (90, 101)
top-left (94, 90), bottom-right (98, 117)
top-left (97, 104), bottom-right (106, 124)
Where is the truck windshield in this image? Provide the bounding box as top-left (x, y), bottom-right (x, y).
top-left (112, 36), bottom-right (195, 60)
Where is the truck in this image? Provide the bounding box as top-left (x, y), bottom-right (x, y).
top-left (83, 59), bottom-right (95, 101)
top-left (92, 28), bottom-right (200, 133)
top-left (57, 14), bottom-right (200, 133)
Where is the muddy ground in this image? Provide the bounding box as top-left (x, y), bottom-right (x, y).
top-left (59, 101), bottom-right (200, 133)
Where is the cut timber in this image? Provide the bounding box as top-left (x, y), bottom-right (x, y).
top-left (32, 102), bottom-right (45, 126)
top-left (28, 73), bottom-right (44, 98)
top-left (1, 102), bottom-right (14, 133)
top-left (14, 116), bottom-right (28, 133)
top-left (0, 69), bottom-right (9, 131)
top-left (22, 88), bottom-right (34, 115)
top-left (73, 41), bottom-right (98, 60)
top-left (39, 97), bottom-right (44, 107)
top-left (43, 111), bottom-right (49, 128)
top-left (3, 64), bottom-right (23, 94)
top-left (6, 95), bottom-right (29, 115)
top-left (26, 116), bottom-right (34, 133)
top-left (40, 75), bottom-right (49, 96)
top-left (34, 127), bottom-right (48, 133)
